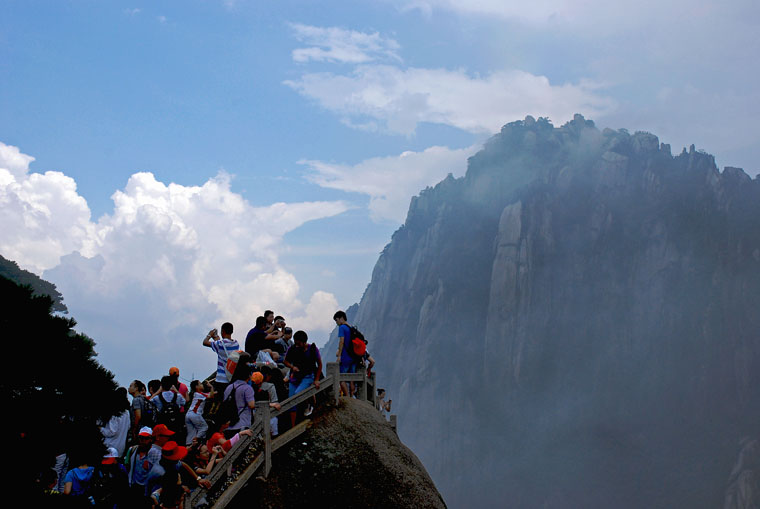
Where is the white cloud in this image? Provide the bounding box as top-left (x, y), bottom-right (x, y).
top-left (289, 23), bottom-right (401, 64)
top-left (123, 8), bottom-right (141, 16)
top-left (291, 290), bottom-right (340, 342)
top-left (300, 144), bottom-right (477, 223)
top-left (286, 65), bottom-right (614, 135)
top-left (0, 141), bottom-right (350, 384)
top-left (396, 0), bottom-right (735, 29)
top-left (0, 142), bottom-right (36, 180)
top-left (0, 143), bottom-right (95, 272)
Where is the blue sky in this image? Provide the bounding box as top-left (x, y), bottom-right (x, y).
top-left (2, 0), bottom-right (758, 385)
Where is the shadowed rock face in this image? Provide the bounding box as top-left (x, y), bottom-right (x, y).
top-left (234, 398), bottom-right (446, 508)
top-left (346, 115), bottom-right (760, 508)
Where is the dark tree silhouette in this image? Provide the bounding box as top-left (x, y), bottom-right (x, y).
top-left (0, 275), bottom-right (118, 498)
top-left (0, 254), bottom-right (67, 312)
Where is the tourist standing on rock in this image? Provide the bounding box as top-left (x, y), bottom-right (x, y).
top-left (245, 315), bottom-right (282, 361)
top-left (90, 447), bottom-right (129, 507)
top-left (129, 380), bottom-right (155, 441)
top-left (274, 326), bottom-right (293, 358)
top-left (100, 387), bottom-right (131, 456)
top-left (222, 352), bottom-right (256, 438)
top-left (100, 387), bottom-right (131, 457)
top-left (203, 322), bottom-right (238, 400)
top-left (154, 376), bottom-right (186, 441)
top-left (270, 314), bottom-right (286, 334)
top-left (168, 367), bottom-right (188, 400)
top-left (283, 330), bottom-right (322, 427)
top-left (251, 370), bottom-right (282, 436)
top-left (62, 455), bottom-right (95, 498)
top-left (125, 426), bottom-right (163, 504)
top-left (334, 310), bottom-right (357, 397)
top-left (148, 379), bottom-right (161, 400)
top-left (185, 380), bottom-right (212, 446)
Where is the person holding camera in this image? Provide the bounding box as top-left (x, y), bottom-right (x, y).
top-left (245, 315), bottom-right (283, 361)
top-left (202, 322), bottom-right (239, 399)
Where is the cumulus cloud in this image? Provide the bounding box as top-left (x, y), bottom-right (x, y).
top-left (289, 23), bottom-right (401, 64)
top-left (0, 141), bottom-right (350, 384)
top-left (300, 144), bottom-right (477, 223)
top-left (0, 142), bottom-right (95, 272)
top-left (286, 65), bottom-right (614, 135)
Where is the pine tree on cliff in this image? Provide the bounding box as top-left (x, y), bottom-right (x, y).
top-left (0, 275), bottom-right (117, 497)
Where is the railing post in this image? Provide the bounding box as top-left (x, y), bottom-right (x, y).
top-left (327, 362), bottom-right (340, 404)
top-left (256, 401), bottom-right (272, 476)
top-left (369, 372), bottom-right (376, 407)
top-left (358, 365), bottom-right (367, 401)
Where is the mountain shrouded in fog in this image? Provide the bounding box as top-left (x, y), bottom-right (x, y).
top-left (340, 115), bottom-right (760, 507)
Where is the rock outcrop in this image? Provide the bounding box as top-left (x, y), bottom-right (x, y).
top-left (346, 115), bottom-right (760, 508)
top-left (231, 398), bottom-right (446, 508)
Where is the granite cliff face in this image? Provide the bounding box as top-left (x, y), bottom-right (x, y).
top-left (348, 115), bottom-right (760, 508)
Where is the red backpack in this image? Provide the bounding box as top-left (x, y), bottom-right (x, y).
top-left (348, 325), bottom-right (368, 358)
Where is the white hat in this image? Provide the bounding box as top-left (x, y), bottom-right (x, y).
top-left (102, 447), bottom-right (119, 464)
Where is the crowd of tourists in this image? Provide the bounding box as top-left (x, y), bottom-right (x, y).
top-left (47, 310), bottom-right (380, 508)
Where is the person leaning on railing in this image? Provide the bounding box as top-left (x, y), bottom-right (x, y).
top-left (283, 330), bottom-right (322, 427)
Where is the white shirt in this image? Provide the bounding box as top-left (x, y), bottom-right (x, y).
top-left (101, 410), bottom-right (131, 457)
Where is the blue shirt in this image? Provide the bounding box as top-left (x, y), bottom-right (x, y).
top-left (64, 466), bottom-right (94, 496)
top-left (209, 338), bottom-right (239, 383)
top-left (129, 445), bottom-right (162, 486)
top-left (339, 324), bottom-right (355, 364)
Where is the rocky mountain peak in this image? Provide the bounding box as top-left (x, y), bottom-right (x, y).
top-left (346, 116), bottom-right (760, 507)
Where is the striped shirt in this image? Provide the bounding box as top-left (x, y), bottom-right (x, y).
top-left (209, 338), bottom-right (239, 383)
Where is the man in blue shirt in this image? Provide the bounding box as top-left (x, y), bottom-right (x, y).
top-left (334, 310), bottom-right (357, 397)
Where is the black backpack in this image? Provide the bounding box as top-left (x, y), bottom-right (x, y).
top-left (347, 325), bottom-right (368, 359)
top-left (139, 395), bottom-right (157, 428)
top-left (89, 469), bottom-right (110, 506)
top-left (90, 466), bottom-right (127, 508)
top-left (157, 392), bottom-right (181, 432)
top-left (217, 382), bottom-right (245, 429)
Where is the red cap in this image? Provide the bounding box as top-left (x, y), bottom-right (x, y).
top-left (161, 441), bottom-right (187, 461)
top-left (153, 424), bottom-right (175, 436)
top-left (206, 432), bottom-right (224, 453)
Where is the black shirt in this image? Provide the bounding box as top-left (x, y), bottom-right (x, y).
top-left (284, 343), bottom-right (321, 379)
top-left (244, 327), bottom-right (267, 358)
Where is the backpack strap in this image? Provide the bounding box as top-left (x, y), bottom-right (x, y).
top-left (227, 381), bottom-right (247, 426)
top-left (126, 445), bottom-right (138, 484)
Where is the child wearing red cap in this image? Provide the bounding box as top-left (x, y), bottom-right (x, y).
top-left (206, 429), bottom-right (254, 458)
